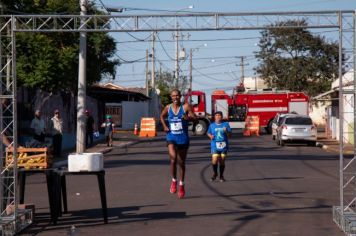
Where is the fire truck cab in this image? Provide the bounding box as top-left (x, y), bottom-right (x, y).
top-left (186, 90), bottom-right (211, 135)
top-left (185, 89), bottom-right (309, 135)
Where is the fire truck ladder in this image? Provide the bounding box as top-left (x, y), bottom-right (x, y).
top-left (0, 10), bottom-right (355, 235)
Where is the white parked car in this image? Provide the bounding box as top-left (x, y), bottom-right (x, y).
top-left (271, 113), bottom-right (294, 140)
top-left (276, 114), bottom-right (317, 146)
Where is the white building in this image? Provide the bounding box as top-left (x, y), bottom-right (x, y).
top-left (91, 83), bottom-right (151, 130)
top-left (315, 70), bottom-right (354, 143)
top-left (243, 76), bottom-right (269, 91)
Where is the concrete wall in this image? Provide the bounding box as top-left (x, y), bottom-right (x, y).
top-left (17, 88), bottom-right (150, 148)
top-left (343, 93), bottom-right (354, 144)
top-left (17, 89), bottom-right (101, 150)
top-left (121, 101), bottom-right (149, 130)
top-left (309, 102), bottom-right (328, 126)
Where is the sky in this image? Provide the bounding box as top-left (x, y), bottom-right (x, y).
top-left (94, 0), bottom-right (356, 110)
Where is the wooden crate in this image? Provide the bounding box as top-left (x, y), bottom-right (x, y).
top-left (6, 147), bottom-right (52, 169)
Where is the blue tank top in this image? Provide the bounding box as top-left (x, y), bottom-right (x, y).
top-left (166, 105), bottom-right (189, 145)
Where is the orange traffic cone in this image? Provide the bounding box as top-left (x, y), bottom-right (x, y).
top-left (134, 123), bottom-right (138, 135)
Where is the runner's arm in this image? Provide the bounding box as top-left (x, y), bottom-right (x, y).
top-left (184, 103), bottom-right (197, 121)
top-left (160, 105), bottom-right (170, 132)
top-left (207, 125), bottom-right (214, 140)
top-left (207, 133), bottom-right (214, 140)
top-left (225, 123), bottom-right (232, 138)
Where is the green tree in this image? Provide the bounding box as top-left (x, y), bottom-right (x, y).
top-left (153, 71), bottom-right (188, 106)
top-left (2, 0), bottom-right (119, 92)
top-left (255, 20), bottom-right (340, 97)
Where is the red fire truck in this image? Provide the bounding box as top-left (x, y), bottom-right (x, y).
top-left (185, 88), bottom-right (309, 135)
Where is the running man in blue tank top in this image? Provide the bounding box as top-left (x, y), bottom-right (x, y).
top-left (207, 111), bottom-right (232, 182)
top-left (160, 89), bottom-right (196, 199)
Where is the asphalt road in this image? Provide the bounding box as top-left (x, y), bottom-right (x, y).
top-left (22, 131), bottom-right (344, 236)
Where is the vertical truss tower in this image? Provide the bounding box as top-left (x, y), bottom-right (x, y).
top-left (333, 11), bottom-right (356, 235)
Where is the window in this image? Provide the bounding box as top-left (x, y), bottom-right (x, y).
top-left (285, 117), bottom-right (312, 125)
top-left (191, 95), bottom-right (199, 105)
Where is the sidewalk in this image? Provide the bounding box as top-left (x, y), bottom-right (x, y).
top-left (317, 131), bottom-right (354, 155)
top-left (53, 132), bottom-right (141, 168)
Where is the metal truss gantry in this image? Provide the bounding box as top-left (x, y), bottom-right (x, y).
top-left (0, 10), bottom-right (355, 235)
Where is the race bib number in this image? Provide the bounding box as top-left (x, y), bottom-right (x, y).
top-left (216, 141), bottom-right (226, 149)
top-left (170, 122), bottom-right (183, 131)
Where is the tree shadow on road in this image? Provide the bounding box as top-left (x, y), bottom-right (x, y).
top-left (186, 191), bottom-right (304, 200)
top-left (21, 204), bottom-right (186, 235)
top-left (228, 176), bottom-right (304, 182)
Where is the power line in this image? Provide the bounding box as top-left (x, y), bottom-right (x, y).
top-left (104, 6), bottom-right (200, 14)
top-left (192, 66), bottom-right (238, 82)
top-left (116, 69), bottom-right (242, 77)
top-left (116, 36), bottom-right (261, 44)
top-left (181, 61), bottom-right (238, 71)
top-left (193, 85), bottom-right (236, 91)
top-left (96, 0), bottom-right (153, 42)
top-left (155, 58), bottom-right (173, 71)
top-left (115, 30), bottom-right (341, 44)
top-left (116, 44), bottom-right (259, 52)
top-left (156, 33), bottom-right (175, 61)
top-left (114, 55), bottom-right (256, 64)
top-left (115, 54), bottom-right (146, 63)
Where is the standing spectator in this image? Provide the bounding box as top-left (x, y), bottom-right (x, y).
top-left (50, 109), bottom-right (63, 158)
top-left (101, 115), bottom-right (114, 147)
top-left (30, 109), bottom-right (45, 142)
top-left (85, 109), bottom-right (95, 148)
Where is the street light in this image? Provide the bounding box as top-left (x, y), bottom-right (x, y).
top-left (106, 7), bottom-right (124, 13)
top-left (189, 43), bottom-right (208, 92)
top-left (187, 5), bottom-right (194, 10)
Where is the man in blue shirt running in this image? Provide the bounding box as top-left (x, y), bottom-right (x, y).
top-left (207, 111), bottom-right (232, 182)
top-left (160, 89), bottom-right (196, 199)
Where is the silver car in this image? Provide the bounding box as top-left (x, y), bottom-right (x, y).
top-left (276, 115), bottom-right (317, 146)
top-left (271, 113), bottom-right (294, 140)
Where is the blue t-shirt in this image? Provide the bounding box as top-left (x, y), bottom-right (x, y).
top-left (166, 105), bottom-right (189, 145)
top-left (207, 122), bottom-right (232, 153)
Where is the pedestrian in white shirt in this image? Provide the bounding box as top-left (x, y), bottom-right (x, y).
top-left (50, 109), bottom-right (63, 158)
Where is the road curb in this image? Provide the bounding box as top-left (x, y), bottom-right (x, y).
top-left (101, 140), bottom-right (140, 154)
top-left (318, 142), bottom-right (354, 155)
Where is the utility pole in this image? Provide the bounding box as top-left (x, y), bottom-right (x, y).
top-left (240, 56), bottom-right (245, 84)
top-left (76, 0), bottom-right (87, 153)
top-left (145, 49), bottom-right (149, 96)
top-left (159, 63), bottom-right (162, 80)
top-left (151, 32), bottom-right (155, 89)
top-left (175, 29), bottom-right (179, 88)
top-left (189, 48), bottom-right (193, 92)
top-left (235, 56), bottom-right (248, 85)
top-left (188, 44), bottom-right (206, 93)
top-left (235, 56), bottom-right (248, 93)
